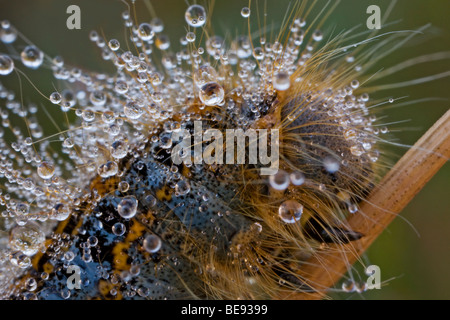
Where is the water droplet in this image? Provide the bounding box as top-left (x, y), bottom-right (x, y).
top-left (323, 156), bottom-right (340, 173)
top-left (49, 92), bottom-right (62, 104)
top-left (117, 195), bottom-right (138, 219)
top-left (110, 140), bottom-right (128, 159)
top-left (269, 170), bottom-right (290, 190)
top-left (25, 278), bottom-right (37, 291)
top-left (112, 222), bottom-right (126, 236)
top-left (124, 101), bottom-right (143, 120)
top-left (118, 181), bottom-right (130, 192)
top-left (250, 222), bottom-right (263, 233)
top-left (273, 72), bottom-right (291, 91)
top-left (37, 161), bottom-right (55, 179)
top-left (15, 202), bottom-right (30, 216)
top-left (51, 203), bottom-right (70, 221)
top-left (312, 30), bottom-right (323, 42)
top-left (87, 236), bottom-right (98, 247)
top-left (350, 145), bottom-right (364, 157)
top-left (186, 31), bottom-right (196, 42)
top-left (194, 64), bottom-right (218, 87)
top-left (348, 203), bottom-right (358, 214)
top-left (61, 288), bottom-right (71, 299)
top-left (290, 171), bottom-right (305, 186)
top-left (10, 222), bottom-right (45, 256)
top-left (9, 251), bottom-right (31, 268)
top-left (241, 7), bottom-right (251, 18)
top-left (108, 39), bottom-right (120, 51)
top-left (0, 54), bottom-right (14, 75)
top-left (175, 180), bottom-right (191, 195)
top-left (137, 23), bottom-right (154, 41)
top-left (185, 5), bottom-right (206, 27)
top-left (278, 200), bottom-right (303, 224)
top-left (0, 22), bottom-right (17, 43)
top-left (351, 80), bottom-right (360, 89)
top-left (199, 82), bottom-right (224, 106)
top-left (143, 234), bottom-right (162, 253)
top-left (253, 47), bottom-right (264, 60)
top-left (20, 46), bottom-right (44, 69)
top-left (151, 17), bottom-right (164, 33)
top-left (98, 161), bottom-right (118, 178)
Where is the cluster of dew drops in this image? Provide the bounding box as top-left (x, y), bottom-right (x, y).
top-left (0, 3), bottom-right (386, 296)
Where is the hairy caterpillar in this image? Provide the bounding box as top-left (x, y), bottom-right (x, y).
top-left (0, 0), bottom-right (449, 300)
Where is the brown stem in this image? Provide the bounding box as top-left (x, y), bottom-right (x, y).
top-left (278, 109), bottom-right (450, 300)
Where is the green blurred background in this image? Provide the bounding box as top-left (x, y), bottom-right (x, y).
top-left (0, 0), bottom-right (448, 299)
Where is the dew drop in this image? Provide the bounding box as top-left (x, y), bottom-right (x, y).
top-left (98, 161), bottom-right (118, 178)
top-left (112, 222), bottom-right (126, 236)
top-left (323, 156), bottom-right (340, 173)
top-left (155, 34), bottom-right (170, 50)
top-left (241, 7), bottom-right (251, 18)
top-left (37, 161), bottom-right (55, 179)
top-left (49, 92), bottom-right (62, 104)
top-left (118, 181), bottom-right (130, 193)
top-left (186, 31), bottom-right (196, 42)
top-left (61, 288), bottom-right (71, 299)
top-left (124, 101), bottom-right (144, 120)
top-left (20, 46), bottom-right (44, 69)
top-left (199, 82), bottom-right (224, 106)
top-left (16, 202), bottom-right (30, 216)
top-left (143, 234), bottom-right (162, 253)
top-left (117, 195), bottom-right (138, 219)
top-left (269, 170), bottom-right (290, 190)
top-left (0, 54), bottom-right (14, 75)
top-left (278, 200), bottom-right (303, 224)
top-left (110, 140), bottom-right (128, 159)
top-left (312, 30), bottom-right (323, 42)
top-left (0, 22), bottom-right (17, 43)
top-left (137, 23), bottom-right (154, 41)
top-left (9, 222), bottom-right (45, 256)
top-left (273, 72), bottom-right (291, 91)
top-left (175, 180), bottom-right (191, 196)
top-left (51, 203), bottom-right (70, 221)
top-left (108, 39), bottom-right (120, 51)
top-left (185, 5), bottom-right (207, 27)
top-left (290, 171), bottom-right (305, 186)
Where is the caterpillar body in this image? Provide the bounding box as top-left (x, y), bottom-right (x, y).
top-left (0, 0), bottom-right (447, 300)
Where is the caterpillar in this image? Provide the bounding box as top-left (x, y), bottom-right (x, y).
top-left (0, 0), bottom-right (448, 300)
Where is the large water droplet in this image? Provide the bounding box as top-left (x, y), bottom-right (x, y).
top-left (137, 23), bottom-right (154, 41)
top-left (51, 203), bottom-right (70, 221)
top-left (241, 7), bottom-right (251, 18)
top-left (323, 156), bottom-right (340, 173)
top-left (98, 161), bottom-right (118, 178)
top-left (0, 54), bottom-right (14, 75)
top-left (278, 200), bottom-right (303, 224)
top-left (110, 140), bottom-right (128, 159)
top-left (112, 222), bottom-right (126, 236)
top-left (10, 222), bottom-right (45, 256)
top-left (37, 161), bottom-right (55, 179)
top-left (117, 196), bottom-right (138, 219)
top-left (290, 171), bottom-right (305, 186)
top-left (269, 170), bottom-right (290, 190)
top-left (124, 101), bottom-right (144, 120)
top-left (185, 5), bottom-right (206, 27)
top-left (175, 180), bottom-right (191, 196)
top-left (273, 72), bottom-right (291, 91)
top-left (199, 82), bottom-right (224, 106)
top-left (0, 22), bottom-right (17, 43)
top-left (143, 234), bottom-right (162, 253)
top-left (21, 46), bottom-right (44, 69)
